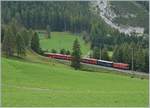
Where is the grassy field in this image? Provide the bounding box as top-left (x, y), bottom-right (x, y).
top-left (2, 51), bottom-right (149, 107)
top-left (39, 32), bottom-right (90, 56)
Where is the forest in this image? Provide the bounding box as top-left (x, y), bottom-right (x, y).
top-left (1, 1), bottom-right (149, 73)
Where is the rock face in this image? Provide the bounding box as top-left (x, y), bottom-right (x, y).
top-left (91, 0), bottom-right (144, 36)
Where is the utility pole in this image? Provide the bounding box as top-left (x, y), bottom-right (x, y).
top-left (131, 47), bottom-right (134, 76)
top-left (132, 48), bottom-right (133, 71)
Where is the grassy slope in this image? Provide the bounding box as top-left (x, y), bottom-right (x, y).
top-left (39, 32), bottom-right (91, 56)
top-left (2, 51), bottom-right (149, 107)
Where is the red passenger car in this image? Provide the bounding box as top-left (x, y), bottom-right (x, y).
top-left (66, 55), bottom-right (72, 60)
top-left (81, 58), bottom-right (97, 65)
top-left (45, 53), bottom-right (55, 58)
top-left (113, 63), bottom-right (129, 70)
top-left (45, 53), bottom-right (72, 61)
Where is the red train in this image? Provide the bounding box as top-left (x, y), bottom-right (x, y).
top-left (113, 63), bottom-right (129, 70)
top-left (44, 53), bottom-right (129, 70)
top-left (81, 58), bottom-right (97, 64)
top-left (46, 53), bottom-right (72, 60)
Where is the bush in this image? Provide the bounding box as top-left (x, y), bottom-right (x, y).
top-left (51, 49), bottom-right (57, 53)
top-left (66, 50), bottom-right (70, 55)
top-left (60, 49), bottom-right (66, 54)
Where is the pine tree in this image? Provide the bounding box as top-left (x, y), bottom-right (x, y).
top-left (134, 46), bottom-right (145, 71)
top-left (71, 39), bottom-right (81, 70)
top-left (93, 47), bottom-right (100, 59)
top-left (21, 28), bottom-right (30, 48)
top-left (2, 27), bottom-right (14, 56)
top-left (82, 31), bottom-right (89, 43)
top-left (31, 32), bottom-right (40, 53)
top-left (1, 25), bottom-right (5, 43)
top-left (101, 48), bottom-right (109, 60)
top-left (122, 43), bottom-right (131, 64)
top-left (112, 45), bottom-right (123, 62)
top-left (144, 48), bottom-right (149, 73)
top-left (28, 29), bottom-right (33, 47)
top-left (16, 32), bottom-right (26, 57)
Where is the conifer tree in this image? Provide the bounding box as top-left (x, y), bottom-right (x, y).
top-left (101, 48), bottom-right (109, 60)
top-left (16, 32), bottom-right (26, 57)
top-left (71, 39), bottom-right (81, 70)
top-left (93, 47), bottom-right (100, 59)
top-left (2, 27), bottom-right (14, 56)
top-left (28, 29), bottom-right (33, 47)
top-left (1, 25), bottom-right (5, 43)
top-left (134, 46), bottom-right (145, 71)
top-left (31, 32), bottom-right (40, 53)
top-left (21, 28), bottom-right (30, 48)
top-left (144, 48), bottom-right (149, 73)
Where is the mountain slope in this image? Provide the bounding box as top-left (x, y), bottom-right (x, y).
top-left (91, 0), bottom-right (149, 35)
top-left (110, 1), bottom-right (149, 31)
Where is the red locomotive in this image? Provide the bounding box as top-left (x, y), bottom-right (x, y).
top-left (113, 63), bottom-right (129, 70)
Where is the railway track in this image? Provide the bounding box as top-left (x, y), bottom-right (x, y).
top-left (82, 62), bottom-right (148, 76)
top-left (53, 58), bottom-right (149, 78)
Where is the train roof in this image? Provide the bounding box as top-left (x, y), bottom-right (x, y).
top-left (97, 59), bottom-right (113, 63)
top-left (113, 63), bottom-right (129, 65)
top-left (44, 52), bottom-right (71, 56)
top-left (44, 52), bottom-right (53, 54)
top-left (44, 52), bottom-right (62, 55)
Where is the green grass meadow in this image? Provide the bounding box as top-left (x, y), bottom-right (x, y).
top-left (2, 51), bottom-right (149, 107)
top-left (39, 32), bottom-right (91, 55)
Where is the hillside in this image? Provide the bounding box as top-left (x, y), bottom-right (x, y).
top-left (92, 0), bottom-right (149, 35)
top-left (110, 1), bottom-right (149, 30)
top-left (39, 32), bottom-right (91, 56)
top-left (1, 1), bottom-right (149, 107)
top-left (2, 51), bottom-right (149, 106)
